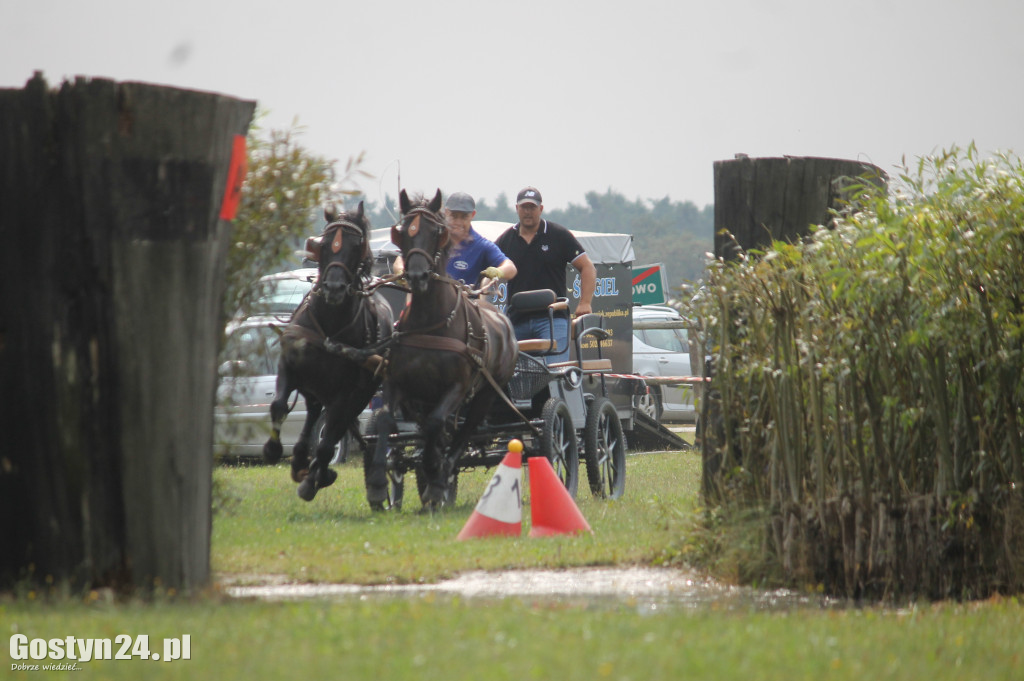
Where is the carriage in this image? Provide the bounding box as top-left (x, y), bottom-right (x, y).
top-left (355, 193), bottom-right (645, 511)
top-left (361, 285), bottom-right (632, 510)
top-left (269, 192), bottom-right (647, 511)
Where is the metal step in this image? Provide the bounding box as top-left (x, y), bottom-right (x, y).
top-left (629, 412), bottom-right (690, 451)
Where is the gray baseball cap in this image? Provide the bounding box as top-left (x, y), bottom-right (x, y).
top-left (445, 191), bottom-right (475, 212)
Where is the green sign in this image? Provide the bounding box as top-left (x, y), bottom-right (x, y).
top-left (632, 263), bottom-right (667, 305)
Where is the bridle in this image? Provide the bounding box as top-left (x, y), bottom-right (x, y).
top-left (309, 219), bottom-right (371, 298)
top-left (391, 207), bottom-right (448, 273)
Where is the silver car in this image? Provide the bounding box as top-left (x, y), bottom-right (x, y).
top-left (249, 267), bottom-right (318, 315)
top-left (632, 305), bottom-right (696, 422)
top-left (215, 316), bottom-right (298, 459)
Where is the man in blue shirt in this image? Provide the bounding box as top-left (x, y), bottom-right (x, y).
top-left (443, 192), bottom-right (516, 287)
top-left (395, 192), bottom-right (516, 287)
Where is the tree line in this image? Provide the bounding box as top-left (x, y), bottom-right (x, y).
top-left (226, 118), bottom-right (713, 321)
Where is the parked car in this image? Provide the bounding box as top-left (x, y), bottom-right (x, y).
top-left (631, 305), bottom-right (696, 422)
top-left (249, 267), bottom-right (318, 316)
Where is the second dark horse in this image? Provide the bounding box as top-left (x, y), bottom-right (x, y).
top-left (263, 202), bottom-right (394, 501)
top-left (368, 190), bottom-right (517, 510)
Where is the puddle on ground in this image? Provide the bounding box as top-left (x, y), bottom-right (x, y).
top-left (225, 567), bottom-right (841, 612)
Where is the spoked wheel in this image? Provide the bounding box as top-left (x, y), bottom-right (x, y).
top-left (384, 456), bottom-right (405, 511)
top-left (363, 409), bottom-right (405, 511)
top-left (583, 397), bottom-right (626, 499)
top-left (635, 388), bottom-right (662, 422)
top-left (538, 396), bottom-right (579, 498)
top-left (362, 445), bottom-right (405, 511)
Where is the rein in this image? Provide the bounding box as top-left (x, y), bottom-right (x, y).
top-left (395, 276), bottom-right (464, 336)
top-left (284, 216), bottom-right (385, 367)
top-left (391, 278), bottom-right (541, 436)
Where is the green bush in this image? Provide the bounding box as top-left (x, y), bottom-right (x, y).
top-left (685, 145), bottom-right (1024, 601)
top-left (223, 115), bottom-right (368, 321)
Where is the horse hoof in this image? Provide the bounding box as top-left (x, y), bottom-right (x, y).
top-left (366, 485), bottom-right (389, 511)
top-left (320, 467), bottom-right (338, 489)
top-left (420, 484), bottom-right (448, 508)
top-left (291, 468), bottom-right (309, 484)
top-left (297, 478), bottom-right (318, 502)
top-left (263, 440), bottom-right (283, 465)
top-left (367, 485), bottom-right (388, 503)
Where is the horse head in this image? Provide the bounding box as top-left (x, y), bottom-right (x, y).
top-left (393, 188), bottom-right (446, 294)
top-left (306, 201), bottom-right (372, 305)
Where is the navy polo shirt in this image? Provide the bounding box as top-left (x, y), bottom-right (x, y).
top-left (495, 220), bottom-right (586, 298)
top-left (445, 227), bottom-right (509, 286)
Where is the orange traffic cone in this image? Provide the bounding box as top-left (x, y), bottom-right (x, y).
top-left (528, 457), bottom-right (592, 537)
top-left (456, 440), bottom-right (524, 540)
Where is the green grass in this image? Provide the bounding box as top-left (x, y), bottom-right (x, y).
top-left (211, 449), bottom-right (702, 584)
top-left (4, 448), bottom-right (1023, 680)
top-left (5, 589), bottom-right (1022, 680)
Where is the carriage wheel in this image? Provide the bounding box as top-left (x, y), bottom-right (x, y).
top-left (583, 397), bottom-right (626, 499)
top-left (415, 455), bottom-right (459, 508)
top-left (538, 397), bottom-right (580, 498)
top-left (385, 463), bottom-right (405, 511)
top-left (362, 443), bottom-right (404, 511)
top-left (363, 409), bottom-right (405, 511)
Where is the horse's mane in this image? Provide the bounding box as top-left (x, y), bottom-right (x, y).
top-left (403, 193), bottom-right (433, 210)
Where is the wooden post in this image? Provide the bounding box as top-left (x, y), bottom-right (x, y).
top-left (713, 155), bottom-right (887, 260)
top-left (702, 156), bottom-right (887, 499)
top-left (0, 73), bottom-right (254, 591)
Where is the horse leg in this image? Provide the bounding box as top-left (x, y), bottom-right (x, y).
top-left (366, 389), bottom-right (398, 506)
top-left (419, 388), bottom-right (465, 510)
top-left (264, 365), bottom-right (295, 466)
top-left (448, 389), bottom-right (496, 465)
top-left (296, 401), bottom-right (344, 502)
top-left (290, 397), bottom-right (321, 483)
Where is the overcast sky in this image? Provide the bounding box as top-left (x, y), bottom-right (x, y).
top-left (3, 0), bottom-right (1022, 210)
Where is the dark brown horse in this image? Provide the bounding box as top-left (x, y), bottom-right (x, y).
top-left (263, 202), bottom-right (394, 501)
top-left (367, 189), bottom-right (517, 509)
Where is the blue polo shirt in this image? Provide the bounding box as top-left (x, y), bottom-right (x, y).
top-left (446, 227), bottom-right (509, 286)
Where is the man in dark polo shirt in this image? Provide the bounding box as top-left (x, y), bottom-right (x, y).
top-left (495, 186), bottom-right (597, 363)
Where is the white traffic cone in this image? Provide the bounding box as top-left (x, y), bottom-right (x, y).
top-left (456, 440), bottom-right (524, 540)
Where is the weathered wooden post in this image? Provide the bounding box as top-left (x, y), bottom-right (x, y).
top-left (0, 73), bottom-right (254, 591)
top-left (701, 156), bottom-right (887, 498)
top-left (713, 155), bottom-right (887, 260)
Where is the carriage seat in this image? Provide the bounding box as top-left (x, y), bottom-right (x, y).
top-left (549, 357), bottom-right (613, 372)
top-left (510, 289), bottom-right (613, 372)
top-left (547, 313), bottom-right (613, 372)
top-left (509, 289), bottom-right (570, 356)
top-left (517, 338), bottom-right (560, 354)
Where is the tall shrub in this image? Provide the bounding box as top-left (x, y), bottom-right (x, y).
top-left (686, 146), bottom-right (1024, 600)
